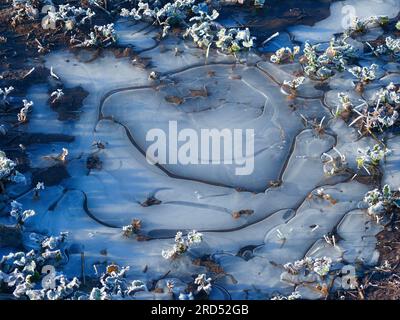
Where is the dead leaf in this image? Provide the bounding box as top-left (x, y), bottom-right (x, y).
top-left (165, 95), bottom-right (184, 105)
top-left (190, 87), bottom-right (208, 97)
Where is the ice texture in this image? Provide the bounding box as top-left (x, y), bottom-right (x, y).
top-left (6, 10), bottom-right (400, 299)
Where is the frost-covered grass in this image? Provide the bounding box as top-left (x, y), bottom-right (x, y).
top-left (0, 86), bottom-right (14, 106)
top-left (72, 23), bottom-right (117, 48)
top-left (346, 82), bottom-right (400, 134)
top-left (364, 185), bottom-right (400, 224)
top-left (161, 230), bottom-right (203, 260)
top-left (279, 256), bottom-right (336, 298)
top-left (120, 0), bottom-right (256, 54)
top-left (356, 144), bottom-right (390, 175)
top-left (0, 231), bottom-right (78, 300)
top-left (300, 37), bottom-right (357, 80)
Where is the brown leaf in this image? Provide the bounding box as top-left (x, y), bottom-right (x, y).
top-left (106, 264), bottom-right (119, 274)
top-left (165, 95), bottom-right (184, 105)
top-left (232, 209), bottom-right (254, 219)
top-left (190, 87), bottom-right (208, 97)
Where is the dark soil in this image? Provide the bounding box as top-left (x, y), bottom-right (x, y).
top-left (0, 224), bottom-right (22, 248)
top-left (31, 164), bottom-right (70, 187)
top-left (48, 86), bottom-right (89, 121)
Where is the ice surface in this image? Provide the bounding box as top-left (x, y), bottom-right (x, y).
top-left (115, 20), bottom-right (159, 52)
top-left (6, 13), bottom-right (394, 299)
top-left (336, 209), bottom-right (382, 265)
top-left (289, 0), bottom-right (400, 43)
top-left (383, 135), bottom-right (400, 188)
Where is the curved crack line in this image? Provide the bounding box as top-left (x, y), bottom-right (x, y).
top-left (256, 204), bottom-right (362, 266)
top-left (299, 207), bottom-right (369, 267)
top-left (112, 118), bottom-right (241, 190)
top-left (80, 189), bottom-right (120, 229)
top-left (154, 61), bottom-right (238, 77)
top-left (96, 62), bottom-right (327, 193)
top-left (160, 200), bottom-right (232, 214)
top-left (88, 57), bottom-right (359, 242)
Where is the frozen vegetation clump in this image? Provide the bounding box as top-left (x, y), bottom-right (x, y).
top-left (368, 36), bottom-right (400, 59)
top-left (25, 275), bottom-right (81, 300)
top-left (356, 144), bottom-right (390, 175)
top-left (270, 46), bottom-right (300, 64)
top-left (0, 86), bottom-right (14, 106)
top-left (215, 27), bottom-right (255, 53)
top-left (183, 9), bottom-right (220, 49)
top-left (300, 37), bottom-right (356, 80)
top-left (43, 4), bottom-right (95, 30)
top-left (86, 264), bottom-right (147, 300)
top-left (194, 273), bottom-right (212, 295)
top-left (121, 0), bottom-right (202, 37)
top-left (162, 230), bottom-right (203, 259)
top-left (0, 229), bottom-right (147, 300)
top-left (282, 76), bottom-right (305, 97)
top-left (50, 89), bottom-right (64, 104)
top-left (10, 0), bottom-right (38, 27)
top-left (382, 37), bottom-right (400, 58)
top-left (186, 8), bottom-right (256, 53)
top-left (281, 257), bottom-right (334, 296)
top-left (121, 1), bottom-right (255, 53)
top-left (122, 219), bottom-right (141, 238)
top-left (283, 257), bottom-right (333, 278)
top-left (17, 99), bottom-right (33, 123)
top-left (348, 64), bottom-right (378, 90)
top-left (33, 182), bottom-right (45, 199)
top-left (9, 201), bottom-right (35, 228)
top-left (0, 150), bottom-right (26, 191)
top-left (363, 185), bottom-right (400, 224)
top-left (10, 1), bottom-right (97, 36)
top-left (321, 148), bottom-right (347, 176)
top-left (345, 16), bottom-right (389, 37)
top-left (349, 83), bottom-right (400, 133)
top-left (0, 231), bottom-right (81, 300)
top-left (73, 24), bottom-right (117, 48)
top-left (335, 92), bottom-right (353, 117)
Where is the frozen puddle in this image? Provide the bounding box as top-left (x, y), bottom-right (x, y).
top-left (12, 21), bottom-right (391, 299)
top-left (100, 63), bottom-right (327, 191)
